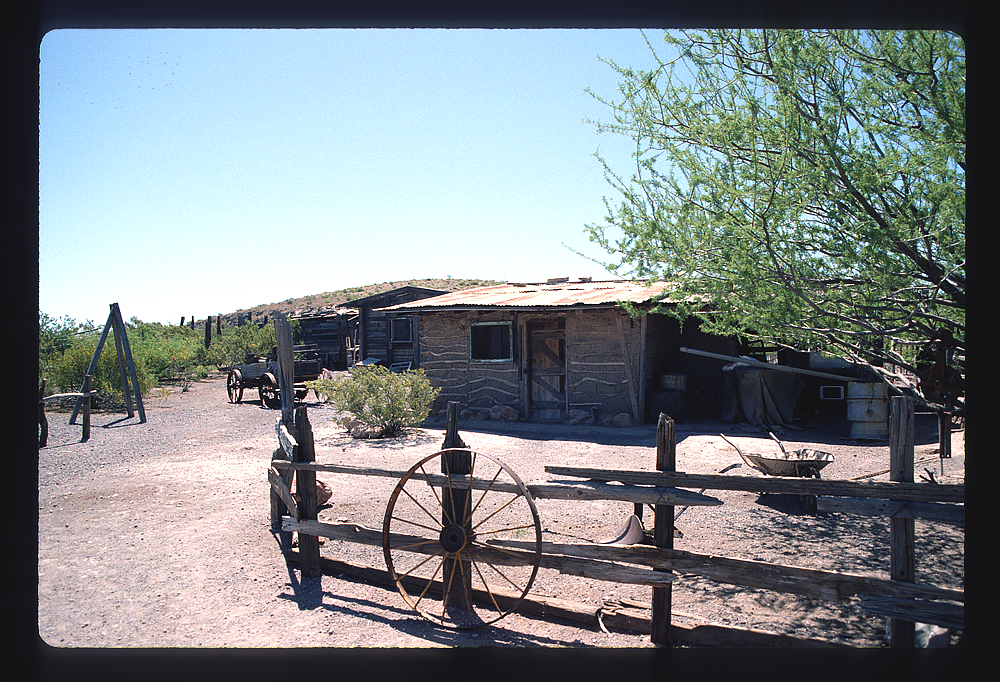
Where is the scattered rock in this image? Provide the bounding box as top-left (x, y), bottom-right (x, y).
top-left (612, 412), bottom-right (633, 427)
top-left (488, 404), bottom-right (520, 422)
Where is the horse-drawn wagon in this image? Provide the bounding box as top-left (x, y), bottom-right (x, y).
top-left (226, 345), bottom-right (323, 408)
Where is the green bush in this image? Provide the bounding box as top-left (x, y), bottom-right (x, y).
top-left (201, 320), bottom-right (284, 368)
top-left (306, 366), bottom-right (440, 438)
top-left (52, 333), bottom-right (155, 407)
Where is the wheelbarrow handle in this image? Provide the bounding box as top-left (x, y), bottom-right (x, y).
top-left (720, 434), bottom-right (759, 472)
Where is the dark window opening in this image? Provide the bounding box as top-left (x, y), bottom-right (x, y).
top-left (471, 322), bottom-right (512, 361)
top-left (390, 317), bottom-right (412, 342)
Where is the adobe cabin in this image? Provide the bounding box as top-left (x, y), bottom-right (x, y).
top-left (344, 286), bottom-right (448, 370)
top-left (379, 279), bottom-right (738, 425)
top-left (290, 308), bottom-right (359, 371)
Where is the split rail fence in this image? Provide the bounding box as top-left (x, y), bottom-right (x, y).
top-left (264, 313), bottom-right (963, 647)
top-left (267, 405), bottom-right (963, 647)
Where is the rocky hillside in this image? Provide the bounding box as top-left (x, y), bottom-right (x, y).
top-left (212, 278), bottom-right (499, 327)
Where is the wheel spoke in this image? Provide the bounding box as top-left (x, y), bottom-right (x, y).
top-left (471, 493), bottom-right (523, 532)
top-left (469, 552), bottom-right (503, 614)
top-left (398, 485), bottom-right (445, 530)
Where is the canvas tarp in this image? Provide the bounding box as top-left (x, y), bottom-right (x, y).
top-left (721, 365), bottom-right (803, 431)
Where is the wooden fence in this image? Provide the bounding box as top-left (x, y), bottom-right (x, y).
top-left (267, 403), bottom-right (963, 648)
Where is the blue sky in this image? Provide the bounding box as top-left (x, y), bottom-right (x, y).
top-left (39, 28), bottom-right (666, 325)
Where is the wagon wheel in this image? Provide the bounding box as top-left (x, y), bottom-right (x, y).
top-left (258, 372), bottom-right (281, 409)
top-left (382, 449), bottom-right (542, 629)
top-left (227, 369), bottom-right (244, 403)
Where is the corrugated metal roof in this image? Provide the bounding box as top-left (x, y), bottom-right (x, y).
top-left (379, 280), bottom-right (679, 311)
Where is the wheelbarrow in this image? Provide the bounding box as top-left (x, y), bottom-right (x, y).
top-left (720, 432), bottom-right (834, 510)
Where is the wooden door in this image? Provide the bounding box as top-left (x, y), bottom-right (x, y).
top-left (527, 319), bottom-right (566, 421)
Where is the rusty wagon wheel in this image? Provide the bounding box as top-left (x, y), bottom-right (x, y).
top-left (227, 369), bottom-right (244, 404)
top-left (258, 372), bottom-right (281, 409)
top-left (382, 449), bottom-right (542, 629)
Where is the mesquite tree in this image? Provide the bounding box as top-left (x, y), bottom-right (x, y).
top-left (586, 29), bottom-right (964, 401)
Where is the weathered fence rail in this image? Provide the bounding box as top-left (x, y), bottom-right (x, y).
top-left (38, 376), bottom-right (97, 446)
top-left (269, 406), bottom-right (963, 646)
top-left (266, 318), bottom-right (962, 646)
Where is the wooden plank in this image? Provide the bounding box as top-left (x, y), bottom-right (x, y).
top-left (616, 310), bottom-right (640, 424)
top-left (816, 497), bottom-right (964, 527)
top-left (270, 460), bottom-right (720, 506)
top-left (858, 596), bottom-right (964, 631)
top-left (273, 312), bottom-right (296, 424)
top-left (268, 466), bottom-right (298, 520)
top-left (111, 303), bottom-right (145, 423)
top-left (284, 519), bottom-right (963, 604)
top-left (70, 308), bottom-right (115, 424)
top-left (889, 395), bottom-right (916, 648)
top-left (285, 552), bottom-right (601, 626)
top-left (544, 465), bottom-right (965, 503)
top-left (294, 406), bottom-right (321, 578)
top-left (531, 337), bottom-right (565, 367)
top-left (275, 417), bottom-right (297, 459)
top-left (284, 518), bottom-right (672, 586)
top-left (651, 413), bottom-right (675, 645)
top-left (285, 551), bottom-right (851, 646)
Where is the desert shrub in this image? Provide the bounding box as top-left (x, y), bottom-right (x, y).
top-left (129, 321), bottom-right (203, 382)
top-left (52, 333), bottom-right (155, 407)
top-left (39, 311), bottom-right (97, 387)
top-left (200, 319), bottom-right (296, 368)
top-left (306, 366), bottom-right (440, 438)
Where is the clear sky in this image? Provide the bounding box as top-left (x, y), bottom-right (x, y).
top-left (39, 28), bottom-right (665, 325)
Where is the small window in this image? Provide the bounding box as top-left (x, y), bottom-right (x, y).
top-left (390, 317), bottom-right (412, 342)
top-left (471, 322), bottom-right (513, 361)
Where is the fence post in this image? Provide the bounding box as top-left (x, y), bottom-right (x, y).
top-left (295, 406), bottom-right (322, 578)
top-left (650, 412), bottom-right (676, 646)
top-left (81, 374), bottom-right (92, 442)
top-left (441, 444), bottom-right (473, 624)
top-left (889, 395), bottom-right (916, 647)
top-left (38, 379), bottom-right (48, 448)
top-left (443, 401), bottom-right (467, 449)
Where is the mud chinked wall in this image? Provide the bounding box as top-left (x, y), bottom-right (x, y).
top-left (402, 305), bottom-right (735, 425)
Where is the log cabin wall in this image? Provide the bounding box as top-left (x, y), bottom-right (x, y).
top-left (293, 312), bottom-right (358, 370)
top-left (349, 287), bottom-right (445, 367)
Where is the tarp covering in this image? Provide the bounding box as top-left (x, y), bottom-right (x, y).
top-left (721, 365), bottom-right (803, 431)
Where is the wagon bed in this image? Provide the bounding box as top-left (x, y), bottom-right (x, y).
top-left (226, 345), bottom-right (323, 408)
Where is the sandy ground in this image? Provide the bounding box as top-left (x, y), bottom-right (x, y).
top-left (36, 373), bottom-right (965, 659)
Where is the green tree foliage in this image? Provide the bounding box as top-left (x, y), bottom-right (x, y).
top-left (586, 30), bottom-right (964, 390)
top-left (307, 366), bottom-right (440, 438)
top-left (200, 320), bottom-right (280, 369)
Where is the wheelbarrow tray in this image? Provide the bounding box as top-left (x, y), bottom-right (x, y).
top-left (741, 449), bottom-right (835, 477)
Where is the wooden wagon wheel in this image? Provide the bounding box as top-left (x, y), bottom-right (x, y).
top-left (258, 372), bottom-right (281, 409)
top-left (382, 449), bottom-right (542, 629)
top-left (227, 369), bottom-right (244, 404)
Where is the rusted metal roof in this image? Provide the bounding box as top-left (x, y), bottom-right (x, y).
top-left (378, 279), bottom-right (679, 311)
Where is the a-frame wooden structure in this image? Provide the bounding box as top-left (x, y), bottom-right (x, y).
top-left (70, 302), bottom-right (146, 424)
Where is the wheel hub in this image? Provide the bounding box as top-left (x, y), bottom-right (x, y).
top-left (439, 523), bottom-right (472, 552)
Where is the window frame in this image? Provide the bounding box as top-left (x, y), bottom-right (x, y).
top-left (470, 321), bottom-right (514, 363)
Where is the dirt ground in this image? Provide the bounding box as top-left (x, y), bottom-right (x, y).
top-left (36, 372), bottom-right (965, 654)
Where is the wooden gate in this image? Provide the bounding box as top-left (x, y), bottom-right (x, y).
top-left (527, 319), bottom-right (566, 422)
